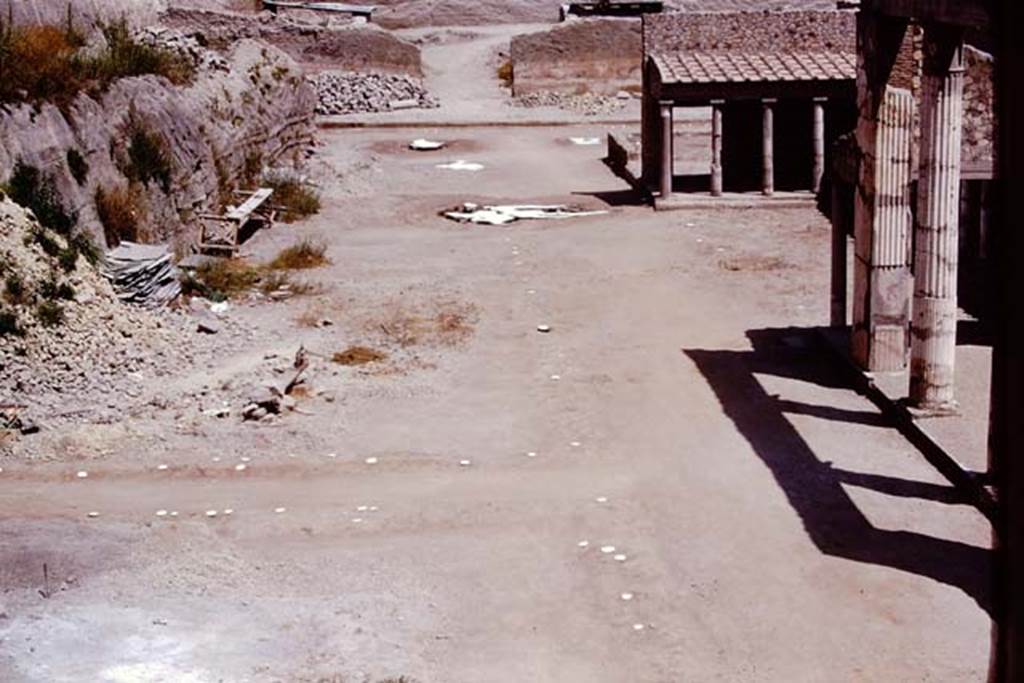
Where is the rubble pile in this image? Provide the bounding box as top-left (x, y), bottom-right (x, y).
top-left (511, 91), bottom-right (627, 117)
top-left (0, 199), bottom-right (222, 427)
top-left (312, 71), bottom-right (439, 115)
top-left (136, 26), bottom-right (231, 73)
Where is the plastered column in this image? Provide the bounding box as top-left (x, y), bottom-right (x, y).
top-left (660, 101), bottom-right (674, 199)
top-left (711, 100), bottom-right (724, 196)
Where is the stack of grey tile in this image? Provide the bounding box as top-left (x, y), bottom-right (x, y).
top-left (104, 242), bottom-right (182, 308)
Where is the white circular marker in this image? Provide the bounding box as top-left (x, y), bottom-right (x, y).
top-left (234, 464), bottom-right (247, 472)
top-left (365, 457), bottom-right (378, 465)
top-left (621, 592), bottom-right (634, 601)
top-left (76, 471), bottom-right (88, 479)
top-left (537, 325), bottom-right (552, 333)
top-left (600, 545), bottom-right (616, 554)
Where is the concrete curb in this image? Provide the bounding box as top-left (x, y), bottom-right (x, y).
top-left (317, 117), bottom-right (642, 129)
top-left (816, 327), bottom-right (997, 522)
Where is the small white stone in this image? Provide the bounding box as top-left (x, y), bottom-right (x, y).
top-left (526, 451), bottom-right (538, 458)
top-left (357, 505), bottom-right (369, 512)
top-left (240, 456), bottom-right (251, 463)
top-left (595, 496), bottom-right (608, 504)
top-left (156, 510), bottom-right (168, 517)
top-left (632, 623), bottom-right (645, 632)
top-left (212, 457), bottom-right (221, 463)
top-left (157, 464), bottom-right (169, 471)
top-left (76, 471), bottom-right (88, 479)
top-left (87, 511), bottom-right (100, 518)
top-left (621, 592), bottom-right (634, 601)
top-left (550, 374), bottom-right (561, 381)
top-left (527, 289), bottom-right (537, 295)
top-left (614, 554), bottom-right (627, 562)
top-left (459, 459), bottom-right (472, 467)
top-left (205, 510), bottom-right (218, 518)
top-left (169, 511), bottom-right (179, 518)
top-left (352, 517), bottom-right (364, 524)
top-left (600, 545), bottom-right (616, 554)
top-left (223, 509), bottom-right (234, 516)
top-left (365, 457), bottom-right (378, 465)
top-left (234, 464), bottom-right (247, 472)
top-left (570, 441), bottom-right (582, 448)
top-left (274, 507), bottom-right (286, 514)
top-left (537, 324), bottom-right (552, 333)
top-left (577, 540), bottom-right (590, 548)
top-left (369, 506), bottom-right (379, 512)
top-left (327, 452), bottom-right (338, 459)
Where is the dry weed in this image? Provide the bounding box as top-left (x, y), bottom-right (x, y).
top-left (332, 346), bottom-right (388, 366)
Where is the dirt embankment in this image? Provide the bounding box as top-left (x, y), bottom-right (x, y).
top-left (0, 39), bottom-right (316, 252)
top-left (511, 18), bottom-right (642, 97)
top-left (373, 0), bottom-right (562, 29)
top-left (162, 8), bottom-right (423, 75)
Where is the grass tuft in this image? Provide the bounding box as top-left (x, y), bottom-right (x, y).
top-left (332, 346), bottom-right (387, 366)
top-left (267, 239), bottom-right (328, 270)
top-left (263, 175), bottom-right (321, 223)
top-left (96, 184), bottom-right (146, 246)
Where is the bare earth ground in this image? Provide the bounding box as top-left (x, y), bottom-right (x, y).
top-left (0, 118), bottom-right (992, 681)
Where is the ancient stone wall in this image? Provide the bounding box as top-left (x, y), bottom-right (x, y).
top-left (511, 19), bottom-right (642, 96)
top-left (162, 8), bottom-right (423, 75)
top-left (0, 39), bottom-right (316, 252)
top-left (963, 45), bottom-right (994, 169)
top-left (643, 10), bottom-right (856, 56)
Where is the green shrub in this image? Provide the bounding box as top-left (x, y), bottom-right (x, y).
top-left (0, 309), bottom-right (23, 337)
top-left (120, 117), bottom-right (173, 192)
top-left (58, 247), bottom-right (78, 273)
top-left (0, 13), bottom-right (194, 107)
top-left (66, 148), bottom-right (89, 185)
top-left (3, 273), bottom-right (27, 304)
top-left (39, 275), bottom-right (74, 302)
top-left (27, 226), bottom-right (61, 257)
top-left (96, 184), bottom-right (145, 246)
top-left (263, 175), bottom-right (320, 223)
top-left (7, 161), bottom-right (77, 235)
top-left (35, 300), bottom-right (65, 327)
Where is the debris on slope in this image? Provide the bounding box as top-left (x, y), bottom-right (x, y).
top-left (104, 242), bottom-right (182, 308)
top-left (312, 71), bottom-right (439, 115)
top-left (0, 198), bottom-right (221, 428)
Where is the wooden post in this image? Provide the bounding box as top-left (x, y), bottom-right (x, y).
top-left (831, 182), bottom-right (848, 327)
top-left (762, 99), bottom-right (775, 196)
top-left (711, 100), bottom-right (724, 197)
top-left (910, 28), bottom-right (965, 411)
top-left (660, 101), bottom-right (674, 199)
top-left (813, 98), bottom-right (827, 194)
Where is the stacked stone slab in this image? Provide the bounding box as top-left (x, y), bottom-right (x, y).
top-left (312, 72), bottom-right (438, 115)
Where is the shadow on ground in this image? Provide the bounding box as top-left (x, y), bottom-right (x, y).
top-left (684, 327), bottom-right (992, 616)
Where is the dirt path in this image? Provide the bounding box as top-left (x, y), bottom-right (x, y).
top-left (0, 125), bottom-right (991, 682)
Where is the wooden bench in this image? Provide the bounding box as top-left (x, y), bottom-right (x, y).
top-left (199, 188), bottom-right (276, 255)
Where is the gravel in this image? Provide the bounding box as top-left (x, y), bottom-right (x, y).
top-left (510, 91), bottom-right (627, 117)
top-left (312, 71), bottom-right (439, 115)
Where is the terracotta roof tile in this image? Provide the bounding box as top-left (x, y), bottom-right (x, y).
top-left (654, 51), bottom-right (856, 85)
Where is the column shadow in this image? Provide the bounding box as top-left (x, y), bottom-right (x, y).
top-left (683, 327), bottom-right (992, 616)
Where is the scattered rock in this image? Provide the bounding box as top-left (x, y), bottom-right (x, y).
top-left (312, 71), bottom-right (438, 115)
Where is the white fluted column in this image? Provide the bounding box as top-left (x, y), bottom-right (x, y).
top-left (762, 99), bottom-right (775, 196)
top-left (910, 31), bottom-right (965, 410)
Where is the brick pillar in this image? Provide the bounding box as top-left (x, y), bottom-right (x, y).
top-left (762, 99), bottom-right (776, 196)
top-left (711, 100), bottom-right (724, 196)
top-left (910, 29), bottom-right (965, 411)
top-left (851, 12), bottom-right (915, 372)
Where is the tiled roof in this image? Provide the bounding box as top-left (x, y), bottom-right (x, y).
top-left (654, 51), bottom-right (856, 84)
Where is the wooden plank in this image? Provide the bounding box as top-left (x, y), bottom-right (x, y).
top-left (225, 188), bottom-right (273, 222)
